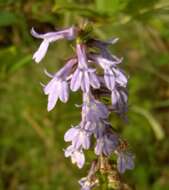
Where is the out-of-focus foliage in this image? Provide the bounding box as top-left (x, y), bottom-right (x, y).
top-left (0, 0), bottom-right (169, 190)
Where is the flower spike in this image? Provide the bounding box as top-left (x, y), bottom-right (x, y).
top-left (32, 24), bottom-right (134, 190)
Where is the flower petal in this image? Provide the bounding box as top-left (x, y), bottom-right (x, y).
top-left (117, 154), bottom-right (126, 173)
top-left (111, 90), bottom-right (120, 106)
top-left (104, 69), bottom-right (115, 90)
top-left (89, 72), bottom-right (100, 89)
top-left (47, 85), bottom-right (59, 111)
top-left (59, 81), bottom-right (69, 103)
top-left (74, 151), bottom-right (85, 169)
top-left (44, 79), bottom-right (55, 95)
top-left (64, 145), bottom-right (74, 157)
top-left (95, 139), bottom-right (103, 155)
top-left (31, 27), bottom-right (75, 63)
top-left (70, 69), bottom-right (82, 91)
top-left (33, 40), bottom-right (49, 63)
top-left (82, 135), bottom-right (90, 149)
top-left (31, 27), bottom-right (75, 41)
top-left (81, 71), bottom-right (90, 92)
top-left (113, 68), bottom-right (128, 87)
top-left (64, 127), bottom-right (79, 142)
top-left (125, 153), bottom-right (135, 170)
top-left (76, 44), bottom-right (87, 67)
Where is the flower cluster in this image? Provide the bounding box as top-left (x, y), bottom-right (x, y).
top-left (32, 24), bottom-right (134, 190)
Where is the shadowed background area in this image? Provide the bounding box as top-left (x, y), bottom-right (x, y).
top-left (0, 0), bottom-right (169, 189)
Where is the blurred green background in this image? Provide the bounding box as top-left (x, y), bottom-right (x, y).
top-left (0, 0), bottom-right (169, 190)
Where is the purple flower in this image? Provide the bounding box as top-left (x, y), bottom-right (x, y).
top-left (104, 69), bottom-right (116, 91)
top-left (93, 122), bottom-right (106, 139)
top-left (95, 129), bottom-right (119, 156)
top-left (31, 26), bottom-right (75, 63)
top-left (79, 177), bottom-right (98, 190)
top-left (64, 124), bottom-right (91, 149)
top-left (104, 67), bottom-right (127, 91)
top-left (70, 44), bottom-right (100, 92)
top-left (89, 54), bottom-right (126, 91)
top-left (82, 121), bottom-right (96, 132)
top-left (113, 68), bottom-right (128, 87)
top-left (82, 93), bottom-right (109, 123)
top-left (90, 53), bottom-right (121, 69)
top-left (111, 88), bottom-right (128, 114)
top-left (44, 58), bottom-right (76, 111)
top-left (79, 177), bottom-right (91, 190)
top-left (89, 38), bottom-right (122, 63)
top-left (64, 145), bottom-right (85, 169)
top-left (117, 152), bottom-right (135, 173)
top-left (44, 79), bottom-right (68, 111)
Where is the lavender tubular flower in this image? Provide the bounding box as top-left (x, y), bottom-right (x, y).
top-left (45, 79), bottom-right (68, 111)
top-left (44, 58), bottom-right (77, 111)
top-left (111, 88), bottom-right (128, 114)
top-left (71, 68), bottom-right (100, 92)
top-left (93, 122), bottom-right (106, 139)
top-left (79, 177), bottom-right (92, 190)
top-left (79, 160), bottom-right (99, 190)
top-left (64, 124), bottom-right (91, 149)
top-left (90, 54), bottom-right (121, 68)
top-left (104, 69), bottom-right (116, 91)
top-left (82, 93), bottom-right (109, 123)
top-left (113, 68), bottom-right (128, 87)
top-left (31, 26), bottom-right (75, 63)
top-left (64, 145), bottom-right (85, 169)
top-left (104, 67), bottom-right (127, 92)
top-left (89, 38), bottom-right (122, 63)
top-left (70, 44), bottom-right (100, 92)
top-left (90, 52), bottom-right (128, 116)
top-left (79, 177), bottom-right (98, 190)
top-left (117, 152), bottom-right (135, 174)
top-left (89, 56), bottom-right (127, 114)
top-left (90, 54), bottom-right (127, 89)
top-left (94, 126), bottom-right (119, 156)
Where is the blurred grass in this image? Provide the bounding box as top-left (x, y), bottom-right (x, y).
top-left (0, 0), bottom-right (169, 190)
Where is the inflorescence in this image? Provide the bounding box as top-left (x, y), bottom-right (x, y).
top-left (31, 24), bottom-right (134, 190)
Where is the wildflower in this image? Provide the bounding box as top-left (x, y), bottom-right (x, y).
top-left (64, 145), bottom-right (85, 169)
top-left (89, 38), bottom-right (121, 63)
top-left (111, 88), bottom-right (128, 114)
top-left (95, 128), bottom-right (119, 156)
top-left (93, 122), bottom-right (106, 139)
top-left (70, 44), bottom-right (100, 92)
top-left (104, 69), bottom-right (116, 91)
top-left (79, 177), bottom-right (98, 190)
top-left (44, 58), bottom-right (76, 111)
top-left (89, 53), bottom-right (127, 90)
top-left (117, 152), bottom-right (135, 173)
top-left (113, 68), bottom-right (128, 87)
top-left (82, 93), bottom-right (109, 123)
top-left (64, 125), bottom-right (91, 149)
top-left (31, 26), bottom-right (75, 63)
top-left (89, 53), bottom-right (121, 69)
top-left (78, 160), bottom-right (99, 190)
